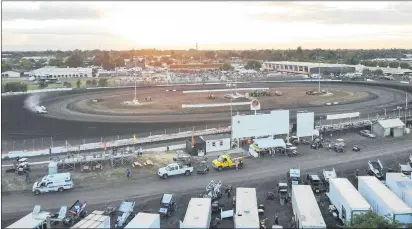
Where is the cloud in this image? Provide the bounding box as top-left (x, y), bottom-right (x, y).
top-left (253, 2), bottom-right (412, 26)
top-left (2, 2), bottom-right (107, 21)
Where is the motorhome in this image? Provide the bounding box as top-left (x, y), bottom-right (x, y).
top-left (32, 173), bottom-right (74, 195)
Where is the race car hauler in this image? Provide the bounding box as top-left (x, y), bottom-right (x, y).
top-left (6, 212), bottom-right (50, 229)
top-left (33, 172), bottom-right (74, 195)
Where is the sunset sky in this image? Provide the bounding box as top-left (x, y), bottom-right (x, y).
top-left (2, 1), bottom-right (412, 51)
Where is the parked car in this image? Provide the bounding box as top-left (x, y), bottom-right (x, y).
top-left (360, 130), bottom-right (376, 138)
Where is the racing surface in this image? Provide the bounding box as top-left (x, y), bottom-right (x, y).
top-left (1, 81), bottom-right (411, 141)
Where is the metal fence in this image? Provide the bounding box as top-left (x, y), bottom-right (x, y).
top-left (1, 123), bottom-right (227, 153)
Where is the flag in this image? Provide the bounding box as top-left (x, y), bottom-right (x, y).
top-left (133, 135), bottom-right (137, 142)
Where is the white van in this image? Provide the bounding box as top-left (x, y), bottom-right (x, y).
top-left (32, 172), bottom-right (74, 195)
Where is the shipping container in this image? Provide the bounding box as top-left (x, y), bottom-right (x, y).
top-left (125, 212), bottom-right (160, 229)
top-left (71, 210), bottom-right (110, 229)
top-left (328, 178), bottom-right (371, 223)
top-left (385, 173), bottom-right (412, 207)
top-left (179, 198), bottom-right (212, 228)
top-left (234, 187), bottom-right (260, 229)
top-left (358, 176), bottom-right (412, 224)
top-left (291, 185), bottom-right (326, 229)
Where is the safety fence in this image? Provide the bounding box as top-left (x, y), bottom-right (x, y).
top-left (1, 126), bottom-right (231, 159)
top-left (1, 124), bottom-right (227, 153)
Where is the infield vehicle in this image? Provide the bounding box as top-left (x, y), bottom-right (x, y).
top-left (212, 154), bottom-right (244, 171)
top-left (32, 172), bottom-right (74, 195)
top-left (158, 163), bottom-right (194, 179)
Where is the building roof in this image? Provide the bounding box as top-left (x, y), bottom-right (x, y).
top-left (235, 187), bottom-right (260, 228)
top-left (330, 178), bottom-right (371, 211)
top-left (377, 118), bottom-right (405, 129)
top-left (72, 210), bottom-right (109, 228)
top-left (358, 176), bottom-right (412, 214)
top-left (1, 71), bottom-right (20, 75)
top-left (182, 198), bottom-right (211, 228)
top-left (201, 133), bottom-right (231, 141)
top-left (29, 66), bottom-right (93, 75)
top-left (292, 185), bottom-right (326, 228)
top-left (359, 66), bottom-right (412, 74)
top-left (170, 64), bottom-right (221, 69)
top-left (253, 138), bottom-right (286, 149)
top-left (124, 212), bottom-right (159, 229)
top-left (264, 61), bottom-right (351, 68)
top-left (7, 212), bottom-right (50, 228)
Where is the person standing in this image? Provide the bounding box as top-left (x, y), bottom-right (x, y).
top-left (25, 170), bottom-right (30, 182)
top-left (235, 160), bottom-right (239, 170)
top-left (126, 169), bottom-right (131, 180)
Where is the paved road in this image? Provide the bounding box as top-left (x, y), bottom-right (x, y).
top-left (3, 135), bottom-right (411, 217)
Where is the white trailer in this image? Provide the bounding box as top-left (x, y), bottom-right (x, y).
top-left (358, 176), bottom-right (412, 224)
top-left (180, 198), bottom-right (212, 229)
top-left (71, 210), bottom-right (110, 228)
top-left (125, 212), bottom-right (160, 229)
top-left (234, 187), bottom-right (260, 229)
top-left (291, 185), bottom-right (326, 229)
top-left (6, 212), bottom-right (50, 229)
top-left (385, 173), bottom-right (412, 207)
top-left (328, 178), bottom-right (371, 224)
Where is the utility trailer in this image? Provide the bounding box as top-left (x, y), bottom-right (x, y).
top-left (291, 185), bottom-right (326, 229)
top-left (385, 173), bottom-right (412, 207)
top-left (399, 155), bottom-right (412, 175)
top-left (116, 200), bottom-right (136, 228)
top-left (71, 210), bottom-right (111, 228)
top-left (328, 178), bottom-right (371, 224)
top-left (358, 176), bottom-right (412, 224)
top-left (124, 212), bottom-right (160, 229)
top-left (179, 198), bottom-right (212, 229)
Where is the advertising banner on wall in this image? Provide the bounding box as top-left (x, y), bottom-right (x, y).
top-left (326, 112), bottom-right (360, 120)
top-left (232, 110), bottom-right (289, 139)
top-left (296, 112), bottom-right (315, 137)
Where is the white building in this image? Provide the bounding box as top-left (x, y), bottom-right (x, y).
top-left (371, 118), bottom-right (405, 138)
top-left (328, 178), bottom-right (371, 224)
top-left (292, 185), bottom-right (326, 229)
top-left (125, 212), bottom-right (160, 229)
top-left (358, 176), bottom-right (412, 223)
top-left (201, 135), bottom-right (231, 153)
top-left (235, 187), bottom-right (260, 229)
top-left (1, 71), bottom-right (20, 78)
top-left (27, 66), bottom-right (93, 79)
top-left (385, 173), bottom-right (412, 207)
top-left (180, 198), bottom-right (212, 228)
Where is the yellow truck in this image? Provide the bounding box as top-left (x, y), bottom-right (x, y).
top-left (212, 154), bottom-right (244, 171)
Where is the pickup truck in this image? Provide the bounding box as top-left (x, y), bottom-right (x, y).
top-left (158, 163), bottom-right (194, 179)
top-left (212, 154), bottom-right (244, 171)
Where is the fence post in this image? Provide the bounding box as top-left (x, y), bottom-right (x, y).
top-left (178, 128), bottom-right (180, 133)
top-left (42, 138), bottom-right (44, 149)
top-left (13, 141), bottom-right (15, 151)
top-left (84, 139), bottom-right (86, 144)
top-left (118, 135), bottom-right (120, 140)
top-left (51, 137), bottom-right (53, 148)
top-left (206, 125), bottom-right (208, 130)
top-left (101, 137), bottom-right (103, 143)
top-left (32, 139), bottom-right (35, 151)
top-left (193, 126), bottom-right (195, 131)
top-left (150, 132), bottom-right (152, 136)
top-left (165, 129), bottom-right (167, 135)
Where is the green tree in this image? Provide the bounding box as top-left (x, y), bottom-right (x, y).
top-left (245, 60), bottom-right (262, 70)
top-left (85, 80), bottom-right (92, 87)
top-left (38, 81), bottom-right (48, 89)
top-left (91, 79), bottom-right (97, 86)
top-left (362, 68), bottom-right (371, 77)
top-left (48, 58), bottom-right (65, 67)
top-left (76, 79), bottom-right (81, 88)
top-left (4, 82), bottom-right (28, 92)
top-left (1, 62), bottom-right (12, 72)
top-left (373, 69), bottom-right (384, 76)
top-left (65, 54), bottom-right (84, 67)
top-left (400, 62), bottom-right (411, 69)
top-left (63, 82), bottom-right (72, 88)
top-left (346, 211), bottom-right (402, 228)
top-left (98, 78), bottom-right (108, 87)
top-left (19, 58), bottom-right (33, 70)
top-left (221, 62), bottom-right (233, 71)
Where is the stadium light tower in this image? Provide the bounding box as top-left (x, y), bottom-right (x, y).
top-left (317, 55), bottom-right (324, 93)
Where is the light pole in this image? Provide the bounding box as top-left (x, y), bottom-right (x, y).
top-left (317, 55), bottom-right (324, 93)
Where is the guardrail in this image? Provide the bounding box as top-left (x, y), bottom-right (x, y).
top-left (1, 88), bottom-right (72, 96)
top-left (1, 127), bottom-right (231, 159)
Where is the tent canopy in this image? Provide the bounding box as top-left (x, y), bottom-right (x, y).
top-left (253, 138), bottom-right (286, 149)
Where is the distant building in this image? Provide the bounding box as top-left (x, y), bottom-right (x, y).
top-left (169, 63), bottom-right (222, 72)
top-left (1, 71), bottom-right (20, 78)
top-left (27, 66), bottom-right (93, 79)
top-left (262, 61), bottom-right (356, 75)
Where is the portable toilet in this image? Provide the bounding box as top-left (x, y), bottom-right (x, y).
top-left (48, 161), bottom-right (58, 175)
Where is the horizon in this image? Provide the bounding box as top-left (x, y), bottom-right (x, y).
top-left (2, 1), bottom-right (412, 51)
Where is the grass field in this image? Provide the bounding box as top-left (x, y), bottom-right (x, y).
top-left (2, 77), bottom-right (121, 91)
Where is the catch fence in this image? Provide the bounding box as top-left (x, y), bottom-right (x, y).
top-left (1, 123), bottom-right (226, 153)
